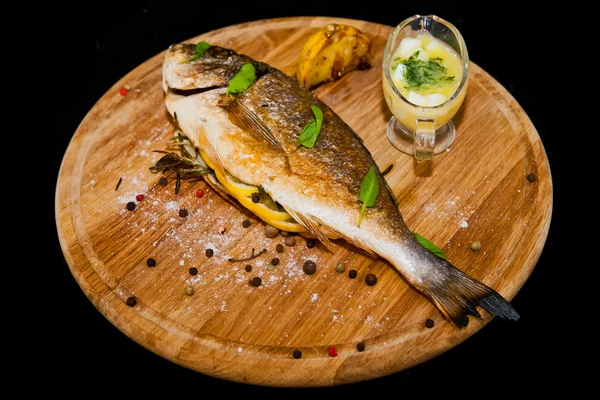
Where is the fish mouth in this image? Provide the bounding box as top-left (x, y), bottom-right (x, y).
top-left (168, 86), bottom-right (223, 97)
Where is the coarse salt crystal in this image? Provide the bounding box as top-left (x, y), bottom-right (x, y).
top-left (311, 293), bottom-right (319, 303)
top-left (459, 219), bottom-right (469, 228)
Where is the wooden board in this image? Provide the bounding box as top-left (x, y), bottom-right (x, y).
top-left (55, 17), bottom-right (552, 386)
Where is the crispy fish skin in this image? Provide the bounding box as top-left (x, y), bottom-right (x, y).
top-left (163, 44), bottom-right (519, 327)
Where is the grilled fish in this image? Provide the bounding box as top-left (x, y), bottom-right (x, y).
top-left (162, 43), bottom-right (519, 327)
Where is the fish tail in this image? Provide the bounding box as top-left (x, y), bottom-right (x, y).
top-left (417, 257), bottom-right (520, 328)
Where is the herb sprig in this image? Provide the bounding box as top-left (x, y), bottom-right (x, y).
top-left (297, 105), bottom-right (324, 148)
top-left (226, 63), bottom-right (257, 95)
top-left (413, 232), bottom-right (447, 259)
top-left (180, 41), bottom-right (211, 64)
top-left (150, 131), bottom-right (212, 194)
top-left (357, 166), bottom-right (380, 226)
top-left (393, 51), bottom-right (454, 90)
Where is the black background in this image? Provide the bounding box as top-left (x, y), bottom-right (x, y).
top-left (50, 0), bottom-right (567, 391)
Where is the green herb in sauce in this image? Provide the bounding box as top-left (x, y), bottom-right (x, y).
top-left (393, 51), bottom-right (454, 90)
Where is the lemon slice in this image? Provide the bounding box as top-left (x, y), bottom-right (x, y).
top-left (236, 192), bottom-right (292, 221)
top-left (223, 173), bottom-right (257, 197)
top-left (199, 151), bottom-right (305, 231)
top-left (266, 219), bottom-right (306, 232)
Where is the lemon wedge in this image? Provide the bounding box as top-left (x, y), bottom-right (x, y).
top-left (199, 151), bottom-right (305, 232)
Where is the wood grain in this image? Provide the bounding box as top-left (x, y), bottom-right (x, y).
top-left (55, 17), bottom-right (552, 386)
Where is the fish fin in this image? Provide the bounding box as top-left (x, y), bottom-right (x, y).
top-left (218, 96), bottom-right (285, 152)
top-left (418, 257), bottom-right (520, 328)
top-left (308, 215), bottom-right (378, 258)
top-left (196, 135), bottom-right (227, 178)
top-left (285, 209), bottom-right (334, 251)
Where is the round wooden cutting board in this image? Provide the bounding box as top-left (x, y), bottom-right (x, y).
top-left (56, 17), bottom-right (552, 386)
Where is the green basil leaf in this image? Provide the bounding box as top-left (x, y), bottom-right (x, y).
top-left (181, 41), bottom-right (211, 64)
top-left (357, 166), bottom-right (379, 226)
top-left (298, 105), bottom-right (323, 148)
top-left (226, 63), bottom-right (257, 95)
top-left (413, 232), bottom-right (447, 260)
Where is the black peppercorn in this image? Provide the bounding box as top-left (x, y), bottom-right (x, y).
top-left (250, 277), bottom-right (262, 287)
top-left (365, 273), bottom-right (378, 286)
top-left (303, 260), bottom-right (317, 275)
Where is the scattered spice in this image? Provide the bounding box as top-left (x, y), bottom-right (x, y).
top-left (228, 248), bottom-right (267, 262)
top-left (425, 318), bottom-right (435, 328)
top-left (136, 194), bottom-right (145, 202)
top-left (306, 239), bottom-right (316, 248)
top-left (196, 189), bottom-right (205, 198)
top-left (185, 286), bottom-right (194, 296)
top-left (205, 248), bottom-right (214, 258)
top-left (293, 349), bottom-right (302, 359)
top-left (328, 346), bottom-right (337, 357)
top-left (265, 225), bottom-right (280, 238)
top-left (245, 264), bottom-right (252, 272)
top-left (126, 202), bottom-right (136, 211)
top-left (124, 84), bottom-right (131, 90)
top-left (242, 219), bottom-right (251, 228)
top-left (189, 267), bottom-right (198, 275)
top-left (271, 257), bottom-right (280, 266)
top-left (285, 236), bottom-right (296, 247)
top-left (381, 164), bottom-right (394, 176)
top-left (280, 231), bottom-right (290, 237)
top-left (365, 273), bottom-right (378, 286)
top-left (470, 241), bottom-right (481, 251)
top-left (348, 269), bottom-right (358, 279)
top-left (126, 296), bottom-right (137, 307)
top-left (119, 87), bottom-right (128, 96)
top-left (267, 265), bottom-right (276, 271)
top-left (158, 176), bottom-right (168, 186)
top-left (219, 227), bottom-right (227, 234)
top-left (251, 193), bottom-right (260, 203)
top-left (303, 260), bottom-right (317, 275)
top-left (115, 177), bottom-right (123, 191)
top-left (335, 262), bottom-right (346, 273)
top-left (179, 208), bottom-right (188, 217)
top-left (250, 277), bottom-right (262, 287)
top-left (276, 244), bottom-right (284, 253)
top-left (356, 342), bottom-right (365, 352)
top-left (146, 258), bottom-right (156, 267)
top-left (526, 173), bottom-right (536, 182)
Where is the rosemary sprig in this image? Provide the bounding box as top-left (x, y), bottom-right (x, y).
top-left (149, 130), bottom-right (212, 194)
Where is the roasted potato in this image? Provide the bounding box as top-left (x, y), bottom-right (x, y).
top-left (297, 24), bottom-right (374, 89)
